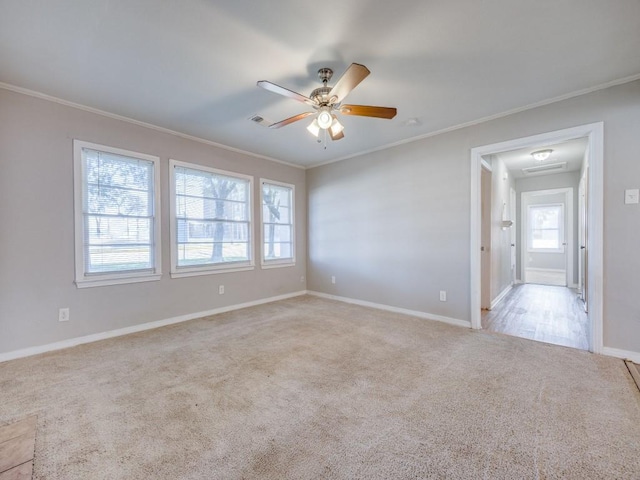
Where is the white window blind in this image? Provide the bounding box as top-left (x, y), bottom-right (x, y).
top-left (261, 180), bottom-right (295, 266)
top-left (74, 140), bottom-right (161, 287)
top-left (172, 162), bottom-right (253, 275)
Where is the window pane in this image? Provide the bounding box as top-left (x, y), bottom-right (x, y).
top-left (85, 149), bottom-right (151, 190)
top-left (176, 242), bottom-right (249, 266)
top-left (532, 207), bottom-right (560, 229)
top-left (176, 219), bottom-right (249, 243)
top-left (264, 242), bottom-right (292, 260)
top-left (86, 245), bottom-right (152, 273)
top-left (263, 224), bottom-right (292, 243)
top-left (81, 146), bottom-right (156, 278)
top-left (262, 182), bottom-right (294, 263)
top-left (86, 216), bottom-right (151, 245)
top-left (531, 229), bottom-right (560, 249)
top-left (173, 164), bottom-right (252, 269)
top-left (529, 204), bottom-right (562, 250)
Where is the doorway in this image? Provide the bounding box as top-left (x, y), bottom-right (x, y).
top-left (470, 123), bottom-right (604, 353)
top-left (521, 188), bottom-right (573, 287)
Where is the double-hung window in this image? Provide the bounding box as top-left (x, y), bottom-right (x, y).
top-left (170, 160), bottom-right (253, 277)
top-left (528, 203), bottom-right (564, 253)
top-left (260, 179), bottom-right (295, 267)
top-left (73, 140), bottom-right (161, 288)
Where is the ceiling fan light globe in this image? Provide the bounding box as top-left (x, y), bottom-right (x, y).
top-left (317, 108), bottom-right (333, 129)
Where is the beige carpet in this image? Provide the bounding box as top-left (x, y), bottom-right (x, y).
top-left (1, 295), bottom-right (639, 479)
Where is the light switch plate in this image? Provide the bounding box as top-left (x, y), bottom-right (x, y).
top-left (624, 189), bottom-right (639, 204)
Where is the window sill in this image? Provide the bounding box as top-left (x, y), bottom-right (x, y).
top-left (75, 273), bottom-right (162, 289)
top-left (170, 264), bottom-right (254, 278)
top-left (261, 261), bottom-right (296, 270)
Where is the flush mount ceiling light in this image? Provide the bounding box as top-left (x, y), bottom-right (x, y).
top-left (531, 149), bottom-right (553, 162)
top-left (256, 63), bottom-right (397, 143)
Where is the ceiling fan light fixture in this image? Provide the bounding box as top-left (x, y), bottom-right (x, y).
top-left (531, 149), bottom-right (553, 162)
top-left (306, 119), bottom-right (320, 137)
top-left (317, 107), bottom-right (333, 129)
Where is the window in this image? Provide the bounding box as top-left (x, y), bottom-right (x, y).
top-left (170, 160), bottom-right (253, 277)
top-left (260, 179), bottom-right (295, 267)
top-left (73, 140), bottom-right (161, 288)
top-left (528, 204), bottom-right (564, 252)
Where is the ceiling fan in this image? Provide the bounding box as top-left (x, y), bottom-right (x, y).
top-left (256, 63), bottom-right (397, 141)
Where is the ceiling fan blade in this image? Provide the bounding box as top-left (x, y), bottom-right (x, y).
top-left (329, 129), bottom-right (345, 141)
top-left (328, 63), bottom-right (370, 103)
top-left (340, 104), bottom-right (397, 119)
top-left (257, 80), bottom-right (315, 106)
top-left (268, 111), bottom-right (315, 129)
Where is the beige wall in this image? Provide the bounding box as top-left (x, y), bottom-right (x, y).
top-left (307, 80), bottom-right (640, 355)
top-left (0, 89), bottom-right (307, 355)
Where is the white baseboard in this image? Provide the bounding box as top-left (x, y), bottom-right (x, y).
top-left (490, 285), bottom-right (512, 310)
top-left (0, 290), bottom-right (307, 363)
top-left (601, 347), bottom-right (640, 364)
top-left (307, 291), bottom-right (471, 329)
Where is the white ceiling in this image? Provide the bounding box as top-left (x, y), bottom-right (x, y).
top-left (1, 1), bottom-right (639, 168)
top-left (495, 138), bottom-right (588, 179)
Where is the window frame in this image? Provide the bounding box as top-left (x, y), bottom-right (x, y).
top-left (527, 203), bottom-right (565, 253)
top-left (169, 159), bottom-right (255, 278)
top-left (260, 178), bottom-right (296, 269)
top-left (73, 140), bottom-right (162, 288)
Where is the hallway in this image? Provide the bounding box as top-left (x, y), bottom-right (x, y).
top-left (482, 284), bottom-right (589, 350)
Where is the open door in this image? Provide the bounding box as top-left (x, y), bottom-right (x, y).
top-left (579, 166), bottom-right (589, 310)
top-left (510, 187), bottom-right (517, 284)
top-left (480, 166), bottom-right (492, 309)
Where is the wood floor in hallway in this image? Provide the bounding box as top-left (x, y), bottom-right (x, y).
top-left (482, 283), bottom-right (590, 350)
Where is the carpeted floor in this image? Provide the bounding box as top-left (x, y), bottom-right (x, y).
top-left (1, 295), bottom-right (639, 479)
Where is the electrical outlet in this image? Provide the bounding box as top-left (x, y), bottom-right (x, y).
top-left (331, 276), bottom-right (336, 284)
top-left (439, 291), bottom-right (447, 302)
top-left (58, 307), bottom-right (70, 322)
top-left (300, 276), bottom-right (305, 283)
top-left (218, 285), bottom-right (225, 295)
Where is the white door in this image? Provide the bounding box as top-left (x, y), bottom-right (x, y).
top-left (510, 188), bottom-right (517, 284)
top-left (579, 167), bottom-right (589, 308)
top-left (481, 167), bottom-right (492, 309)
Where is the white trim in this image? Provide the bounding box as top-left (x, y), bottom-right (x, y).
top-left (0, 82), bottom-right (303, 170)
top-left (259, 178), bottom-right (296, 268)
top-left (308, 74), bottom-right (640, 169)
top-left (0, 291), bottom-right (307, 363)
top-left (470, 122), bottom-right (604, 356)
top-left (307, 291), bottom-right (471, 329)
top-left (490, 285), bottom-right (512, 310)
top-left (601, 347), bottom-right (640, 364)
top-left (169, 159), bottom-right (255, 278)
top-left (73, 140), bottom-right (162, 288)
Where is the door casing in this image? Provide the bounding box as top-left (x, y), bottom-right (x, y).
top-left (469, 122), bottom-right (604, 353)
